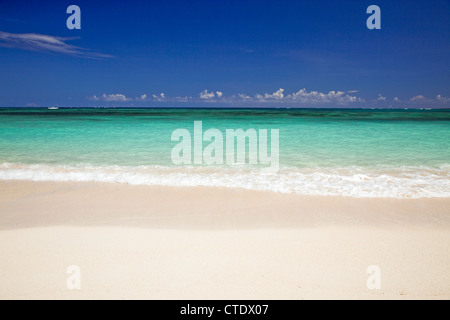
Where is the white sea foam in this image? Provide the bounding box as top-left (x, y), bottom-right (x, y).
top-left (0, 162), bottom-right (449, 198)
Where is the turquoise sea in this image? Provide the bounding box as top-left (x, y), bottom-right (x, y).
top-left (0, 108), bottom-right (449, 198)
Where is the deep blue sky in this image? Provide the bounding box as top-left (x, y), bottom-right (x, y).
top-left (0, 0), bottom-right (449, 108)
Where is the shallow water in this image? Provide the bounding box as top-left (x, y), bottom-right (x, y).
top-left (0, 108), bottom-right (449, 198)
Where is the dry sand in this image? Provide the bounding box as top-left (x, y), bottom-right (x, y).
top-left (0, 180), bottom-right (449, 299)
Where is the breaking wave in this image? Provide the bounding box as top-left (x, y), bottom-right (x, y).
top-left (0, 162), bottom-right (449, 198)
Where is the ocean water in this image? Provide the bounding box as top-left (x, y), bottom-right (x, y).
top-left (0, 108), bottom-right (449, 198)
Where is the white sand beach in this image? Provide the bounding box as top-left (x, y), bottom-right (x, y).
top-left (0, 180), bottom-right (449, 299)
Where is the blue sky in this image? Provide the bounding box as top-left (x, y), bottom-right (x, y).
top-left (0, 0), bottom-right (449, 108)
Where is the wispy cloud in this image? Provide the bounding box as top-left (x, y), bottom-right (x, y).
top-left (0, 30), bottom-right (113, 59)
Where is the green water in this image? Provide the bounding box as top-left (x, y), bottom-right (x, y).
top-left (0, 108), bottom-right (449, 168)
top-left (0, 108), bottom-right (449, 198)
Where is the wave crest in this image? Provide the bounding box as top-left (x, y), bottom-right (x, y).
top-left (0, 162), bottom-right (449, 198)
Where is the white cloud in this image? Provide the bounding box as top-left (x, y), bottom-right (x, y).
top-left (175, 96), bottom-right (189, 102)
top-left (101, 93), bottom-right (132, 102)
top-left (86, 88), bottom-right (368, 106)
top-left (89, 93), bottom-right (132, 102)
top-left (410, 95), bottom-right (425, 101)
top-left (264, 88), bottom-right (285, 100)
top-left (393, 97), bottom-right (400, 102)
top-left (406, 94), bottom-right (450, 105)
top-left (377, 94), bottom-right (386, 101)
top-left (286, 88), bottom-right (361, 105)
top-left (237, 93), bottom-right (252, 100)
top-left (135, 94), bottom-right (148, 101)
top-left (252, 88), bottom-right (361, 105)
top-left (0, 30), bottom-right (113, 59)
top-left (436, 94), bottom-right (449, 102)
top-left (200, 90), bottom-right (215, 100)
top-left (151, 93), bottom-right (166, 101)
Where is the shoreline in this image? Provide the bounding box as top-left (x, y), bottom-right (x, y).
top-left (0, 180), bottom-right (449, 230)
top-left (1, 163), bottom-right (449, 199)
top-left (0, 180), bottom-right (449, 299)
